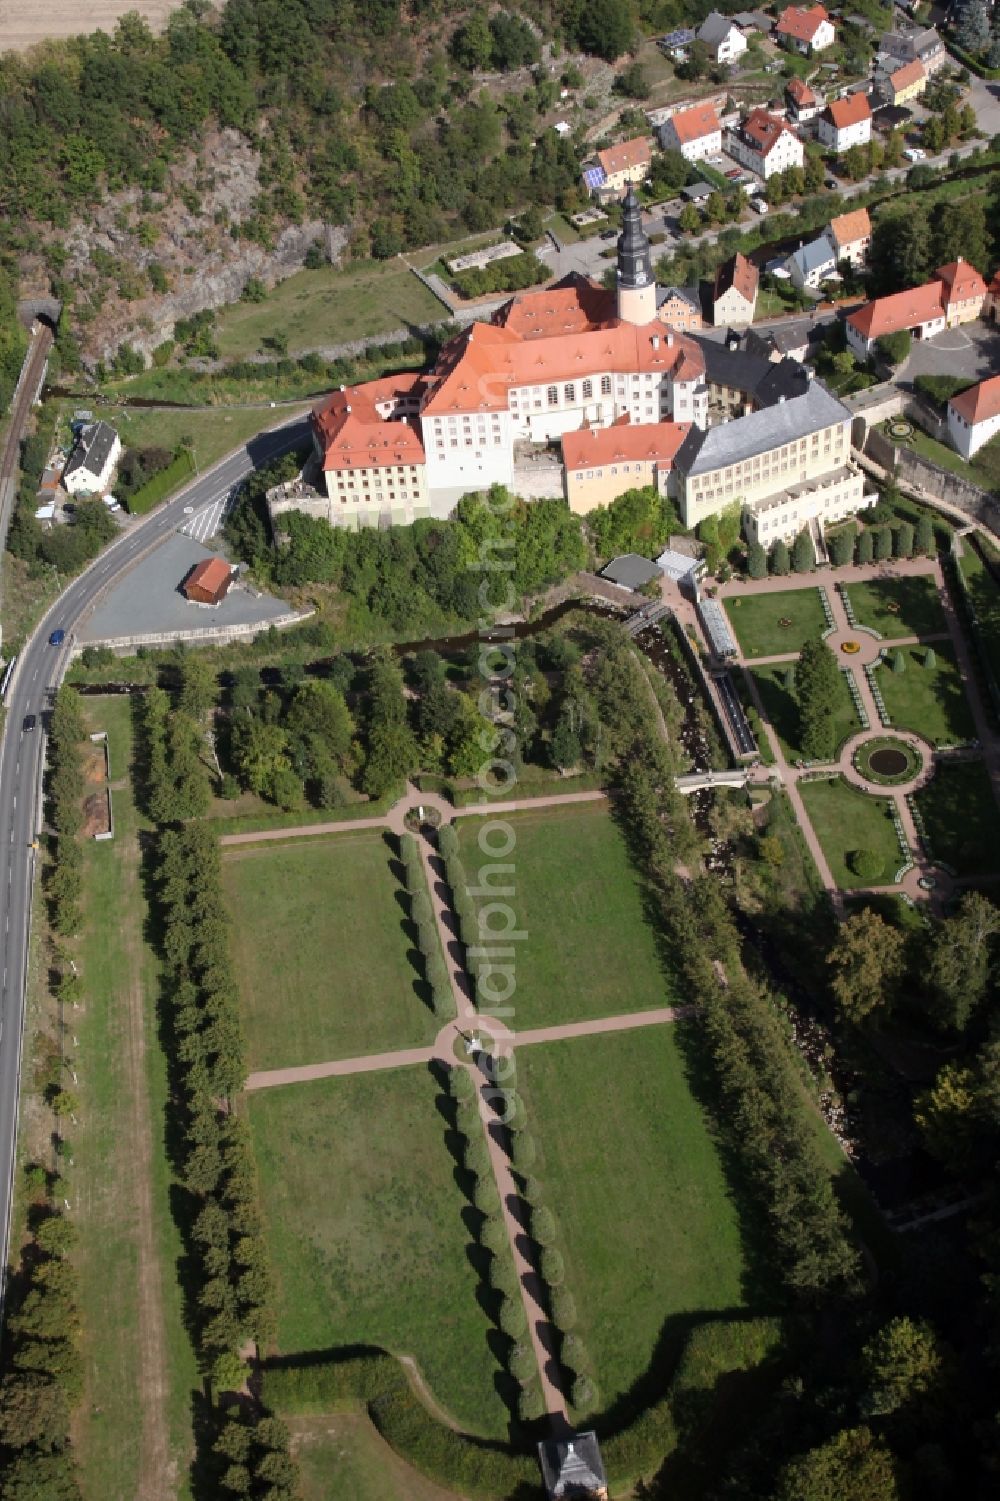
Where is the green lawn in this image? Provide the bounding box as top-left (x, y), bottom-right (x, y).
top-left (798, 776), bottom-right (905, 887)
top-left (914, 759), bottom-right (1000, 877)
top-left (455, 803), bottom-right (679, 1027)
top-left (518, 1027), bottom-right (748, 1416)
top-left (906, 426), bottom-right (1000, 496)
top-left (222, 831), bottom-right (439, 1069)
top-left (959, 544), bottom-right (1000, 687)
top-left (89, 402), bottom-right (304, 477)
top-left (75, 698), bottom-right (199, 1499)
top-left (873, 643), bottom-right (977, 746)
top-left (724, 587), bottom-right (829, 658)
top-left (293, 1413), bottom-right (460, 1501)
top-left (843, 575), bottom-right (946, 639)
top-left (751, 663), bottom-right (860, 761)
top-left (215, 259), bottom-right (446, 359)
top-left (247, 1067), bottom-right (511, 1438)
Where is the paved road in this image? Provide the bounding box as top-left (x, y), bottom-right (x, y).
top-left (0, 411), bottom-right (309, 1312)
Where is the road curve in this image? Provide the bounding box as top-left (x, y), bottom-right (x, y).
top-left (0, 412), bottom-right (310, 1314)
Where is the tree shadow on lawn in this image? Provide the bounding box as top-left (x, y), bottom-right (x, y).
top-left (878, 647), bottom-right (974, 745)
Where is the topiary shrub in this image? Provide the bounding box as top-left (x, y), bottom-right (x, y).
top-left (449, 1066), bottom-right (474, 1101)
top-left (892, 649), bottom-right (906, 673)
top-left (510, 1132), bottom-right (536, 1173)
top-left (488, 1253), bottom-right (519, 1298)
top-left (550, 1287), bottom-right (577, 1331)
top-left (437, 824), bottom-right (459, 859)
top-left (540, 1247), bottom-right (565, 1287)
top-left (499, 1294), bottom-right (527, 1339)
top-left (410, 891), bottom-right (432, 928)
top-left (518, 1381), bottom-right (544, 1424)
top-left (923, 647), bottom-right (936, 669)
top-left (509, 1343), bottom-right (536, 1383)
top-left (405, 858), bottom-right (424, 895)
top-left (849, 848), bottom-right (884, 881)
top-left (464, 1135), bottom-right (490, 1176)
top-left (400, 833), bottom-right (418, 863)
top-left (520, 1173), bottom-right (544, 1206)
top-left (500, 1092), bottom-right (526, 1131)
top-left (473, 1175), bottom-right (500, 1216)
top-left (425, 952), bottom-right (448, 991)
top-left (531, 1205), bottom-right (557, 1247)
top-left (417, 919), bottom-right (437, 956)
top-left (479, 1214), bottom-right (509, 1254)
top-left (431, 982), bottom-right (454, 1019)
top-left (571, 1374), bottom-right (597, 1412)
top-left (561, 1333), bottom-right (590, 1376)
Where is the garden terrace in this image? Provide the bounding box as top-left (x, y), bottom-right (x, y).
top-left (842, 575), bottom-right (946, 639)
top-left (750, 664), bottom-right (861, 762)
top-left (913, 759), bottom-right (1000, 878)
top-left (873, 643), bottom-right (976, 746)
top-left (723, 588), bottom-right (830, 658)
top-left (798, 776), bottom-right (906, 888)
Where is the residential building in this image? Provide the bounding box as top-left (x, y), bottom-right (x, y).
top-left (657, 285), bottom-right (703, 331)
top-left (673, 380), bottom-right (869, 540)
top-left (733, 11), bottom-right (774, 34)
top-left (696, 11), bottom-right (749, 64)
top-left (785, 76), bottom-right (821, 123)
top-left (786, 235), bottom-right (838, 290)
top-left (561, 416), bottom-right (691, 512)
top-left (881, 26), bottom-right (946, 74)
top-left (948, 376), bottom-right (1000, 459)
top-left (657, 101), bottom-right (723, 162)
top-left (745, 324), bottom-right (811, 362)
top-left (826, 206), bottom-right (872, 267)
top-left (585, 136), bottom-right (653, 196)
top-left (817, 92), bottom-right (872, 153)
top-left (727, 108), bottom-right (805, 178)
top-left (775, 4), bottom-right (836, 54)
top-left (695, 337), bottom-right (811, 419)
top-left (846, 259), bottom-right (988, 358)
top-left (876, 57), bottom-right (927, 106)
top-left (308, 377), bottom-right (431, 527)
top-left (712, 252), bottom-right (759, 328)
top-left (182, 557), bottom-right (233, 606)
top-left (62, 419), bottom-right (122, 496)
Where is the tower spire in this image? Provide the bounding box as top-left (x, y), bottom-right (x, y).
top-left (615, 182), bottom-right (657, 325)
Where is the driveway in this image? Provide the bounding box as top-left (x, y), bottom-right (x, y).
top-left (900, 321), bottom-right (1000, 390)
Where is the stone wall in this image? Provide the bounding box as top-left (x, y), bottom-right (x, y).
top-left (863, 428), bottom-right (1000, 535)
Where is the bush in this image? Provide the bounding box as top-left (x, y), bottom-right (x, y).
top-left (437, 825), bottom-right (459, 859)
top-left (498, 1294), bottom-right (527, 1339)
top-left (531, 1205), bottom-right (557, 1247)
top-left (518, 1381), bottom-right (544, 1423)
top-left (473, 1176), bottom-right (501, 1216)
top-left (448, 1065), bottom-right (475, 1102)
top-left (400, 832), bottom-right (418, 863)
top-left (892, 649), bottom-right (906, 673)
top-left (770, 538), bottom-right (790, 576)
top-left (923, 647), bottom-right (936, 669)
top-left (849, 848), bottom-right (884, 881)
top-left (410, 891), bottom-right (432, 928)
top-left (877, 329), bottom-right (912, 366)
top-left (510, 1132), bottom-right (536, 1173)
top-left (857, 528), bottom-right (874, 565)
top-left (539, 1247), bottom-right (565, 1286)
top-left (561, 1332), bottom-right (590, 1375)
top-left (431, 982), bottom-right (453, 1018)
top-left (417, 919), bottom-right (437, 955)
top-left (509, 1343), bottom-right (536, 1383)
top-left (488, 1253), bottom-right (520, 1298)
top-left (463, 1134), bottom-right (490, 1176)
top-left (571, 1374), bottom-right (597, 1411)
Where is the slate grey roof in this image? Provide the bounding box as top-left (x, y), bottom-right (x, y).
top-left (538, 1433), bottom-right (607, 1498)
top-left (787, 235), bottom-right (837, 279)
top-left (691, 337), bottom-right (770, 396)
top-left (698, 10), bottom-right (740, 45)
top-left (700, 598), bottom-right (737, 656)
top-left (756, 360), bottom-right (812, 406)
top-left (681, 181), bottom-right (713, 201)
top-left (676, 379), bottom-right (850, 475)
top-left (657, 284), bottom-right (701, 314)
top-left (63, 420), bottom-right (118, 481)
top-left (602, 553), bottom-right (661, 589)
top-left (745, 324), bottom-right (809, 358)
top-left (734, 10), bottom-right (774, 30)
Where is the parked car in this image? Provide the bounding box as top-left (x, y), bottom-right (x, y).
top-left (23, 714), bottom-right (36, 732)
top-left (824, 177), bottom-right (839, 189)
top-left (750, 198), bottom-right (768, 214)
top-left (904, 147), bottom-right (925, 162)
top-left (48, 629), bottom-right (65, 646)
top-left (599, 228), bottom-right (617, 240)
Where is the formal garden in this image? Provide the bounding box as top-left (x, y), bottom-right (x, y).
top-left (872, 643), bottom-right (977, 747)
top-left (723, 587), bottom-right (831, 658)
top-left (913, 759), bottom-right (1000, 878)
top-left (222, 830), bottom-right (443, 1069)
top-left (798, 777), bottom-right (907, 888)
top-left (853, 737), bottom-right (923, 787)
top-left (842, 575), bottom-right (947, 640)
top-left (750, 663), bottom-right (861, 763)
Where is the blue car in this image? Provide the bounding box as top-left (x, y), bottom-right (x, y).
top-left (48, 629), bottom-right (65, 646)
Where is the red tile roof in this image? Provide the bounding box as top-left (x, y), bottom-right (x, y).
top-left (714, 251), bottom-right (759, 305)
top-left (313, 386), bottom-right (426, 472)
top-left (936, 260), bottom-right (988, 303)
top-left (888, 59), bottom-right (925, 92)
top-left (739, 108), bottom-right (797, 155)
top-left (786, 77), bottom-right (817, 106)
top-left (828, 206), bottom-right (871, 249)
top-left (495, 275), bottom-right (616, 340)
top-left (776, 4), bottom-right (830, 42)
top-left (950, 375), bottom-right (1000, 426)
top-left (666, 102), bottom-right (721, 145)
top-left (183, 557), bottom-right (232, 603)
top-left (596, 136), bottom-right (652, 177)
top-left (848, 261), bottom-right (987, 339)
top-left (823, 93), bottom-right (871, 129)
top-left (562, 418), bottom-right (692, 472)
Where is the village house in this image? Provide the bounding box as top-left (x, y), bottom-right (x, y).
top-left (846, 259), bottom-right (988, 358)
top-left (876, 57), bottom-right (927, 107)
top-left (948, 375), bottom-right (1000, 460)
top-left (880, 25), bottom-right (946, 74)
top-left (727, 108), bottom-right (805, 178)
top-left (817, 92), bottom-right (872, 153)
top-left (745, 324), bottom-right (811, 363)
top-left (62, 419), bottom-right (122, 497)
top-left (696, 11), bottom-right (749, 64)
top-left (657, 101), bottom-right (723, 162)
top-left (786, 235), bottom-right (838, 290)
top-left (785, 76), bottom-right (821, 123)
top-left (775, 4), bottom-right (836, 55)
top-left (712, 252), bottom-right (759, 328)
top-left (657, 286), bottom-right (704, 332)
top-left (826, 206), bottom-right (872, 267)
top-left (561, 416), bottom-right (691, 512)
top-left (584, 136), bottom-right (653, 197)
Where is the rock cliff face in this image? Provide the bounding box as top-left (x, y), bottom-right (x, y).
top-left (22, 127), bottom-right (346, 367)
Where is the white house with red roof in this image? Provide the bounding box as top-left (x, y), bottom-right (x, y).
top-left (562, 416), bottom-right (692, 512)
top-left (785, 76), bottom-right (821, 123)
top-left (846, 259), bottom-right (988, 359)
top-left (817, 93), bottom-right (872, 153)
top-left (775, 4), bottom-right (835, 54)
top-left (727, 109), bottom-right (804, 178)
top-left (826, 207), bottom-right (871, 268)
top-left (585, 136), bottom-right (653, 197)
top-left (948, 376), bottom-right (1000, 459)
top-left (658, 102), bottom-right (722, 163)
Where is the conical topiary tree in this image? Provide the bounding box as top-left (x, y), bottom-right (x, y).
top-left (510, 1132), bottom-right (536, 1173)
top-left (923, 647), bottom-right (936, 669)
top-left (571, 1374), bottom-right (597, 1412)
top-left (437, 824), bottom-right (459, 859)
top-left (410, 891), bottom-right (432, 928)
top-left (892, 650), bottom-right (906, 673)
top-left (449, 1066), bottom-right (474, 1103)
top-left (518, 1381), bottom-right (544, 1424)
top-left (474, 1175), bottom-right (500, 1216)
top-left (509, 1343), bottom-right (536, 1383)
top-left (550, 1286), bottom-right (577, 1331)
top-left (531, 1205), bottom-right (557, 1247)
top-left (488, 1252), bottom-right (519, 1297)
top-left (479, 1214), bottom-right (508, 1254)
top-left (399, 832), bottom-right (418, 864)
top-left (520, 1173), bottom-right (545, 1206)
top-left (499, 1294), bottom-right (527, 1339)
top-left (561, 1333), bottom-right (590, 1376)
top-left (540, 1247), bottom-right (565, 1287)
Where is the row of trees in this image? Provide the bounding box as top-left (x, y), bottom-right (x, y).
top-left (399, 833), bottom-right (453, 1020)
top-left (45, 689), bottom-right (86, 936)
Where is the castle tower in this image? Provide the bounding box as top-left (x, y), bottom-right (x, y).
top-left (616, 183), bottom-right (657, 326)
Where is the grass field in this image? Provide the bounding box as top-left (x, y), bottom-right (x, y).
top-left (798, 776), bottom-right (905, 887)
top-left (455, 803), bottom-right (679, 1027)
top-left (88, 402), bottom-right (308, 477)
top-left (959, 544), bottom-right (1000, 688)
top-left (292, 1413), bottom-right (460, 1501)
top-left (751, 663), bottom-right (860, 761)
top-left (843, 575), bottom-right (946, 639)
top-left (724, 587), bottom-right (829, 658)
top-left (873, 643), bottom-right (976, 746)
top-left (914, 759), bottom-right (1000, 877)
top-left (215, 260), bottom-right (446, 359)
top-left (74, 698), bottom-right (198, 1499)
top-left (222, 831), bottom-right (438, 1069)
top-left (518, 1027), bottom-right (748, 1415)
top-left (247, 1067), bottom-right (511, 1438)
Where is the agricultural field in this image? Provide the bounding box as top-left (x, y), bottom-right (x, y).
top-left (455, 802), bottom-right (680, 1028)
top-left (247, 1067), bottom-right (511, 1438)
top-left (724, 587), bottom-right (829, 658)
top-left (750, 663), bottom-right (861, 761)
top-left (222, 830), bottom-right (439, 1069)
top-left (873, 643), bottom-right (977, 746)
top-left (798, 776), bottom-right (905, 888)
top-left (0, 1), bottom-right (179, 50)
top-left (914, 759), bottom-right (1000, 878)
top-left (843, 575), bottom-right (947, 639)
top-left (517, 1026), bottom-right (749, 1415)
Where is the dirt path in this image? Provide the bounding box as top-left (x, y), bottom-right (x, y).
top-left (119, 817), bottom-right (174, 1501)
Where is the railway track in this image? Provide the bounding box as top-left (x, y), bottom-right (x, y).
top-left (0, 323), bottom-right (54, 565)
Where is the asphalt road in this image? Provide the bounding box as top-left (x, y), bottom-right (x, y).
top-left (0, 412), bottom-right (309, 1310)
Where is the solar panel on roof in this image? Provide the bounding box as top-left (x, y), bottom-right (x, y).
top-left (583, 166), bottom-right (607, 189)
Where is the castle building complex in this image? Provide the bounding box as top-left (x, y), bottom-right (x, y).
top-left (272, 186), bottom-right (878, 547)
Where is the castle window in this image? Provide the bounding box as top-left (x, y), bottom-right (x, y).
top-left (547, 386), bottom-right (558, 406)
top-left (564, 384), bottom-right (575, 402)
top-left (601, 376), bottom-right (612, 395)
top-left (583, 379), bottom-right (593, 399)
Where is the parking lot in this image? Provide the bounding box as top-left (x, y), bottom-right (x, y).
top-left (901, 321), bottom-right (1000, 391)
